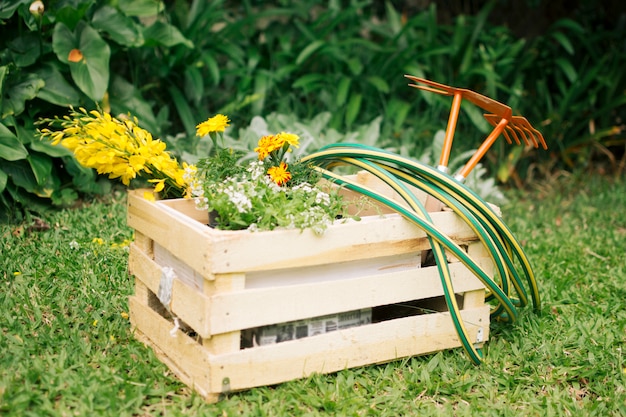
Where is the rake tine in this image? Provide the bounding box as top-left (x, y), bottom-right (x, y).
top-left (509, 122), bottom-right (530, 146)
top-left (502, 125), bottom-right (520, 145)
top-left (511, 116), bottom-right (547, 149)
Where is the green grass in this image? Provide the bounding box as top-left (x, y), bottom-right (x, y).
top-left (2, 174), bottom-right (626, 416)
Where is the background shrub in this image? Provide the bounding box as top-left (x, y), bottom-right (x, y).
top-left (1, 0), bottom-right (624, 218)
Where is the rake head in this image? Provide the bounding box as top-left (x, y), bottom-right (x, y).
top-left (483, 114), bottom-right (547, 150)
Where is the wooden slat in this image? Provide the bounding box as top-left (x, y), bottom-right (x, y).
top-left (129, 243), bottom-right (212, 337)
top-left (129, 190), bottom-right (479, 276)
top-left (208, 260), bottom-right (488, 333)
top-left (129, 296), bottom-right (217, 401)
top-left (209, 305), bottom-right (490, 391)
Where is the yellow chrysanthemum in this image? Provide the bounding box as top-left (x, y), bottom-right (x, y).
top-left (196, 114), bottom-right (230, 137)
top-left (267, 162), bottom-right (292, 186)
top-left (254, 134), bottom-right (280, 160)
top-left (275, 132), bottom-right (300, 148)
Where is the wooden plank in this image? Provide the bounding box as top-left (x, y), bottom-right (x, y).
top-left (136, 195), bottom-right (479, 276)
top-left (201, 273), bottom-right (245, 355)
top-left (209, 305), bottom-right (490, 391)
top-left (208, 261), bottom-right (487, 333)
top-left (129, 243), bottom-right (212, 338)
top-left (129, 296), bottom-right (218, 401)
top-left (127, 190), bottom-right (215, 279)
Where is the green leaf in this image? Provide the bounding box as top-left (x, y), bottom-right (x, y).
top-left (296, 40), bottom-right (325, 66)
top-left (184, 66), bottom-right (204, 105)
top-left (0, 66), bottom-right (7, 94)
top-left (0, 123), bottom-right (28, 161)
top-left (0, 168), bottom-right (7, 193)
top-left (0, 0), bottom-right (29, 20)
top-left (27, 152), bottom-right (52, 186)
top-left (7, 34), bottom-right (41, 67)
top-left (34, 64), bottom-right (81, 106)
top-left (143, 21), bottom-right (194, 48)
top-left (2, 160), bottom-right (37, 192)
top-left (365, 76), bottom-right (390, 94)
top-left (201, 52), bottom-right (220, 85)
top-left (1, 74), bottom-right (44, 118)
top-left (345, 93), bottom-right (362, 127)
top-left (551, 31), bottom-right (575, 55)
top-left (92, 6), bottom-right (144, 47)
top-left (336, 77), bottom-right (351, 107)
top-left (54, 2), bottom-right (95, 30)
top-left (53, 22), bottom-right (111, 101)
top-left (345, 58), bottom-right (363, 76)
top-left (29, 139), bottom-right (72, 158)
top-left (109, 75), bottom-right (160, 136)
top-left (168, 85), bottom-right (196, 137)
top-left (292, 74), bottom-right (325, 93)
top-left (118, 0), bottom-right (165, 17)
top-left (555, 58), bottom-right (578, 83)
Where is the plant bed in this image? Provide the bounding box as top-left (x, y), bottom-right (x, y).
top-left (127, 171), bottom-right (492, 402)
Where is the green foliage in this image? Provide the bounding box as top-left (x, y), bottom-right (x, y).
top-left (0, 0), bottom-right (189, 219)
top-left (2, 0), bottom-right (624, 218)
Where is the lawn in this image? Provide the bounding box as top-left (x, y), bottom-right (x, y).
top-left (1, 173), bottom-right (625, 416)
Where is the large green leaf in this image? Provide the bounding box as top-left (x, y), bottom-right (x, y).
top-left (52, 22), bottom-right (110, 101)
top-left (92, 6), bottom-right (144, 47)
top-left (34, 63), bottom-right (81, 106)
top-left (143, 21), bottom-right (194, 48)
top-left (118, 0), bottom-right (165, 17)
top-left (7, 34), bottom-right (41, 67)
top-left (1, 73), bottom-right (45, 118)
top-left (109, 75), bottom-right (159, 135)
top-left (2, 160), bottom-right (37, 192)
top-left (0, 0), bottom-right (29, 20)
top-left (0, 123), bottom-right (28, 161)
top-left (29, 139), bottom-right (73, 158)
top-left (27, 152), bottom-right (53, 186)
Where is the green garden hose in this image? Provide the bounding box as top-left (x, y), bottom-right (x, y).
top-left (301, 143), bottom-right (541, 364)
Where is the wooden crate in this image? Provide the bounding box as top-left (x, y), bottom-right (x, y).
top-left (127, 171), bottom-right (492, 402)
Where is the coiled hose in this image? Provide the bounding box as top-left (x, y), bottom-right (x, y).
top-left (301, 143), bottom-right (540, 364)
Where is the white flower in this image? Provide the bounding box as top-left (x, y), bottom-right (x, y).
top-left (69, 240), bottom-right (80, 250)
top-left (29, 1), bottom-right (44, 17)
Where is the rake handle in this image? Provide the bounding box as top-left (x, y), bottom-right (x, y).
top-left (456, 118), bottom-right (509, 180)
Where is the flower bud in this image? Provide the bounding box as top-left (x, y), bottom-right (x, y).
top-left (29, 1), bottom-right (44, 17)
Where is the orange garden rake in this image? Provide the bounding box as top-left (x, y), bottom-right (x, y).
top-left (405, 75), bottom-right (547, 181)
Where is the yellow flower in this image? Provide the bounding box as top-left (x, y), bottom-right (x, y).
top-left (254, 134), bottom-right (280, 160)
top-left (267, 162), bottom-right (292, 186)
top-left (196, 114), bottom-right (230, 136)
top-left (121, 312), bottom-right (129, 320)
top-left (92, 237), bottom-right (104, 245)
top-left (149, 178), bottom-right (166, 193)
top-left (39, 107), bottom-right (191, 199)
top-left (254, 132), bottom-right (300, 160)
top-left (143, 191), bottom-right (156, 202)
top-left (276, 132), bottom-right (299, 148)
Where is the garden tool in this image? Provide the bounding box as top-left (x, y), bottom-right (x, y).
top-left (404, 75), bottom-right (547, 181)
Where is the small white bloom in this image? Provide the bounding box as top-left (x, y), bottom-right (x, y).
top-left (69, 240), bottom-right (80, 250)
